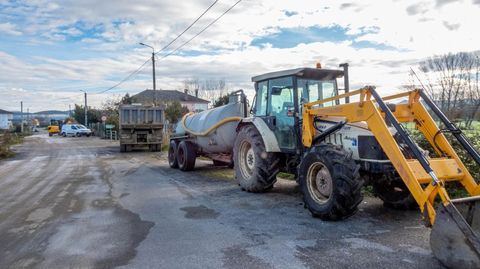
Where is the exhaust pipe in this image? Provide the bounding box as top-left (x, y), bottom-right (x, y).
top-left (339, 63), bottom-right (349, 103)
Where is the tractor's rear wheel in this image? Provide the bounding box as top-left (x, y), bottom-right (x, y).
top-left (299, 144), bottom-right (363, 221)
top-left (372, 173), bottom-right (418, 210)
top-left (177, 141), bottom-right (196, 171)
top-left (233, 125), bottom-right (280, 192)
top-left (168, 140), bottom-right (179, 168)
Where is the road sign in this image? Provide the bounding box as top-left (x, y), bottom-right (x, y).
top-left (105, 124), bottom-right (115, 129)
top-left (101, 116), bottom-right (107, 122)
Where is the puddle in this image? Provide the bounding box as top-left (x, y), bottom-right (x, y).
top-left (180, 205), bottom-right (220, 219)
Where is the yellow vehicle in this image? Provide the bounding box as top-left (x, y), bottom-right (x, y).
top-left (170, 63), bottom-right (480, 268)
top-left (47, 119), bottom-right (60, 136)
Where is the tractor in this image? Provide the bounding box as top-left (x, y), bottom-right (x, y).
top-left (171, 63), bottom-right (480, 268)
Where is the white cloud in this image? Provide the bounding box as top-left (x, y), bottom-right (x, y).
top-left (0, 22), bottom-right (21, 36)
top-left (1, 0), bottom-right (480, 111)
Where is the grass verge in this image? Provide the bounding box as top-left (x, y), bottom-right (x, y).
top-left (0, 133), bottom-right (24, 159)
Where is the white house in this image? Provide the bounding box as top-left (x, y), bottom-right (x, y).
top-left (0, 109), bottom-right (13, 130)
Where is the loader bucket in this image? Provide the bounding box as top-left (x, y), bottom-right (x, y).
top-left (430, 198), bottom-right (480, 269)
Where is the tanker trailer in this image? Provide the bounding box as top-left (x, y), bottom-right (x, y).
top-left (168, 90), bottom-right (248, 171)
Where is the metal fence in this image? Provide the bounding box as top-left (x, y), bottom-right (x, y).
top-left (88, 123), bottom-right (118, 140)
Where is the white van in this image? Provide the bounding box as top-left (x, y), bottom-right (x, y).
top-left (61, 124), bottom-right (92, 137)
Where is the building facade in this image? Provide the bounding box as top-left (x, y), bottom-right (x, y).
top-left (0, 109), bottom-right (13, 130)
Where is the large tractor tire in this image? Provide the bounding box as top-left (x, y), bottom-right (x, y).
top-left (168, 140), bottom-right (179, 169)
top-left (372, 173), bottom-right (418, 210)
top-left (299, 144), bottom-right (363, 221)
top-left (233, 125), bottom-right (280, 192)
top-left (177, 141), bottom-right (196, 171)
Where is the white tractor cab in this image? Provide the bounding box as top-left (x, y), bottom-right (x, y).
top-left (61, 124), bottom-right (92, 137)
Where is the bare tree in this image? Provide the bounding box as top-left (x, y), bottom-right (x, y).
top-left (182, 78), bottom-right (229, 106)
top-left (418, 52), bottom-right (479, 119)
top-left (183, 78), bottom-right (200, 94)
top-left (464, 54), bottom-right (480, 127)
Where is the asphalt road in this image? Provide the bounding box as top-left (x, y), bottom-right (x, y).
top-left (0, 133), bottom-right (445, 269)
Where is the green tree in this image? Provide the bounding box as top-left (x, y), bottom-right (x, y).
top-left (121, 93), bottom-right (136, 105)
top-left (165, 101), bottom-right (189, 123)
top-left (73, 104), bottom-right (102, 125)
top-left (213, 94), bottom-right (229, 108)
top-left (101, 98), bottom-right (121, 131)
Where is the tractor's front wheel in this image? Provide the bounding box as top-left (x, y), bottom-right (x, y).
top-left (233, 125), bottom-right (280, 192)
top-left (299, 144), bottom-right (363, 221)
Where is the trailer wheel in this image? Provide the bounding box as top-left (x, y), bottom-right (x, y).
top-left (299, 144), bottom-right (363, 221)
top-left (233, 125), bottom-right (280, 192)
top-left (177, 141), bottom-right (196, 171)
top-left (373, 173), bottom-right (418, 210)
top-left (168, 140), bottom-right (179, 168)
top-left (120, 144), bottom-right (127, 153)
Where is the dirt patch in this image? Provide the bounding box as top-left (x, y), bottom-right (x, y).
top-left (222, 245), bottom-right (273, 269)
top-left (180, 205), bottom-right (220, 219)
top-left (26, 207), bottom-right (53, 222)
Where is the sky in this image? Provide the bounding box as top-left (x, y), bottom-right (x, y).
top-left (0, 0), bottom-right (479, 112)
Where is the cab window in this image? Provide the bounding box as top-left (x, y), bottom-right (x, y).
top-left (267, 77), bottom-right (293, 116)
top-left (297, 79), bottom-right (337, 107)
top-left (254, 81), bottom-right (268, 116)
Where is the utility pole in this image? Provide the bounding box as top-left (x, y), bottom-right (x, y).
top-left (139, 42), bottom-right (157, 106)
top-left (152, 51), bottom-right (156, 106)
top-left (84, 92), bottom-right (88, 126)
top-left (69, 104), bottom-right (72, 117)
top-left (20, 101), bottom-right (23, 133)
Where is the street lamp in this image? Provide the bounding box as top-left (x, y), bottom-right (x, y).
top-left (139, 42), bottom-right (157, 106)
top-left (79, 90), bottom-right (88, 126)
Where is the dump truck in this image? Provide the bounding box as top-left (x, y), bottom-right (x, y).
top-left (119, 105), bottom-right (165, 152)
top-left (169, 64), bottom-right (480, 268)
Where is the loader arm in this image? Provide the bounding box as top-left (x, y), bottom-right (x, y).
top-left (303, 87), bottom-right (480, 268)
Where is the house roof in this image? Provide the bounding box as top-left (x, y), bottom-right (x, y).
top-left (133, 89), bottom-right (210, 104)
top-left (0, 109), bottom-right (13, 114)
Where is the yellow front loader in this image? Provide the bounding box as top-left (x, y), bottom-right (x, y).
top-left (171, 64), bottom-right (480, 268)
top-left (303, 86), bottom-right (480, 269)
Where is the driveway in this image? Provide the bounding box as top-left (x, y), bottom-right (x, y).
top-left (0, 133), bottom-right (443, 268)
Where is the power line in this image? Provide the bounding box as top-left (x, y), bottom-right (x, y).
top-left (96, 57), bottom-right (151, 94)
top-left (97, 1), bottom-right (221, 95)
top-left (96, 0), bottom-right (242, 94)
top-left (158, 0), bottom-right (243, 60)
top-left (156, 0), bottom-right (219, 54)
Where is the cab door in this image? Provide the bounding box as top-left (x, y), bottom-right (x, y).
top-left (268, 77), bottom-right (296, 150)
